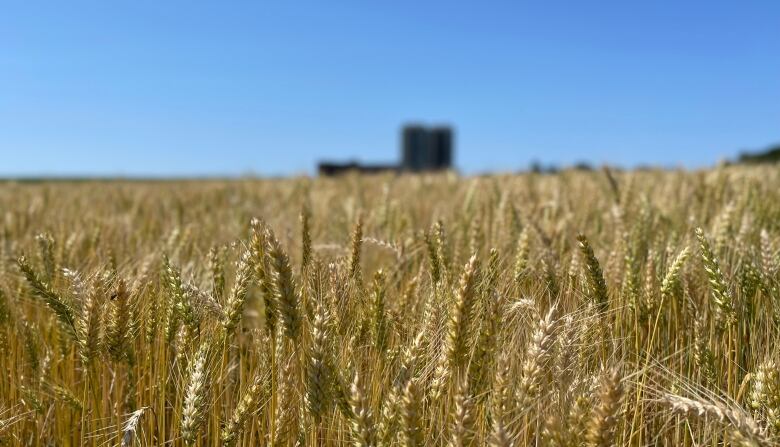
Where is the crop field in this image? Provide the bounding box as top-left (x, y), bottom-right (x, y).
top-left (1, 167), bottom-right (780, 446)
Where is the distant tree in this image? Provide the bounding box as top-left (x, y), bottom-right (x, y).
top-left (738, 145), bottom-right (780, 164)
top-left (572, 161), bottom-right (594, 171)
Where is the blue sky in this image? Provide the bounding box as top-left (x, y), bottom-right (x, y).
top-left (2, 1), bottom-right (779, 176)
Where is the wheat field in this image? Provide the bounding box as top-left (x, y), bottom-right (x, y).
top-left (1, 166), bottom-right (779, 446)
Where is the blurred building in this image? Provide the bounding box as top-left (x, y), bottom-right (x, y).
top-left (401, 125), bottom-right (453, 171)
top-left (318, 124), bottom-right (454, 176)
top-left (401, 126), bottom-right (429, 171)
top-left (428, 127), bottom-right (453, 170)
top-left (317, 161), bottom-right (398, 176)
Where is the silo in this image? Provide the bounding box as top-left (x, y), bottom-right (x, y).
top-left (401, 125), bottom-right (429, 171)
top-left (429, 127), bottom-right (453, 170)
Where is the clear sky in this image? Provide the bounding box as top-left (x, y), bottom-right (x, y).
top-left (2, 1), bottom-right (779, 176)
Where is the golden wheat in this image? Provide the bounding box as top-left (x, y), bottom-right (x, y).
top-left (1, 166), bottom-right (779, 445)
